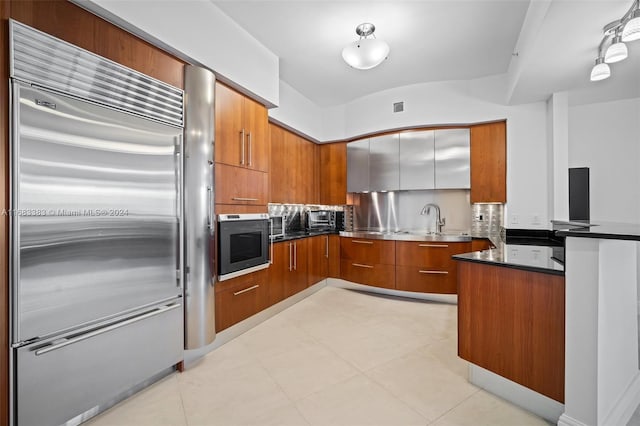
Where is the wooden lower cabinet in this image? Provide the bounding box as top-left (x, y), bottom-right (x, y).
top-left (457, 261), bottom-right (565, 403)
top-left (307, 235), bottom-right (329, 286)
top-left (340, 237), bottom-right (395, 289)
top-left (395, 241), bottom-right (471, 294)
top-left (395, 265), bottom-right (454, 293)
top-left (340, 261), bottom-right (395, 289)
top-left (471, 238), bottom-right (494, 252)
top-left (215, 269), bottom-right (269, 332)
top-left (268, 239), bottom-right (308, 305)
top-left (327, 234), bottom-right (341, 278)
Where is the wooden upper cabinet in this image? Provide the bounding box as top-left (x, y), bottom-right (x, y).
top-left (269, 124), bottom-right (318, 204)
top-left (319, 142), bottom-right (347, 205)
top-left (470, 121), bottom-right (506, 203)
top-left (215, 82), bottom-right (269, 172)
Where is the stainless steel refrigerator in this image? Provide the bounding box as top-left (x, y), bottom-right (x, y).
top-left (9, 20), bottom-right (186, 425)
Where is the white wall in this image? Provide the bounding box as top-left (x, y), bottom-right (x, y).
top-left (75, 0), bottom-right (279, 106)
top-left (268, 81), bottom-right (323, 141)
top-left (312, 78), bottom-right (550, 229)
top-left (568, 97), bottom-right (640, 223)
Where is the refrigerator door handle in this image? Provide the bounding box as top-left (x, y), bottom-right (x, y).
top-left (34, 304), bottom-right (181, 356)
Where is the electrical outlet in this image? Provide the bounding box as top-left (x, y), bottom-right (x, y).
top-left (532, 214), bottom-right (541, 225)
top-left (511, 214), bottom-right (519, 225)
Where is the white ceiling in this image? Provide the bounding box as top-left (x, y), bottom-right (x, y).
top-left (212, 0), bottom-right (640, 108)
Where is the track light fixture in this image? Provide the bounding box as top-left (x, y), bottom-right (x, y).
top-left (590, 0), bottom-right (639, 81)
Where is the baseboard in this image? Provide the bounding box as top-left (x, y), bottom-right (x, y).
top-left (557, 414), bottom-right (589, 426)
top-left (468, 364), bottom-right (564, 424)
top-left (327, 277), bottom-right (458, 304)
top-left (183, 280), bottom-right (327, 367)
top-left (600, 370), bottom-right (640, 426)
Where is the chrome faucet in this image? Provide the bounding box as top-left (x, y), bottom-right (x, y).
top-left (420, 203), bottom-right (445, 233)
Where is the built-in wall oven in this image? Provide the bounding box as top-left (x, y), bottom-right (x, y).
top-left (218, 214), bottom-right (270, 281)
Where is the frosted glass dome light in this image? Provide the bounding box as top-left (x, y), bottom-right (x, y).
top-left (590, 58), bottom-right (611, 81)
top-left (604, 36), bottom-right (628, 63)
top-left (622, 9), bottom-right (640, 42)
top-left (342, 23), bottom-right (390, 70)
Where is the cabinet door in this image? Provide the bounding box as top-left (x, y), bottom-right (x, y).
top-left (308, 235), bottom-right (329, 286)
top-left (346, 139), bottom-right (369, 193)
top-left (268, 242), bottom-right (287, 306)
top-left (319, 143), bottom-right (347, 205)
top-left (340, 261), bottom-right (395, 289)
top-left (470, 121), bottom-right (506, 203)
top-left (399, 130), bottom-right (434, 190)
top-left (328, 234), bottom-right (341, 278)
top-left (215, 163), bottom-right (268, 205)
top-left (435, 129), bottom-right (470, 189)
top-left (340, 238), bottom-right (396, 265)
top-left (369, 134), bottom-right (399, 191)
top-left (285, 239), bottom-right (308, 297)
top-left (269, 124), bottom-right (287, 203)
top-left (243, 96), bottom-right (269, 172)
top-left (298, 136), bottom-right (318, 204)
top-left (215, 269), bottom-right (268, 332)
top-left (215, 83), bottom-right (244, 167)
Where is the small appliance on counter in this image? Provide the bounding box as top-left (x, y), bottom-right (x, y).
top-left (307, 210), bottom-right (344, 232)
top-left (269, 214), bottom-right (287, 240)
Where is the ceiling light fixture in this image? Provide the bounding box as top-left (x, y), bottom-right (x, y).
top-left (341, 23), bottom-right (390, 70)
top-left (622, 8), bottom-right (640, 41)
top-left (591, 0), bottom-right (640, 81)
top-left (604, 35), bottom-right (628, 63)
top-left (590, 58), bottom-right (611, 81)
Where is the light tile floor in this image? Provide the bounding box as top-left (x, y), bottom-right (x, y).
top-left (87, 286), bottom-right (552, 426)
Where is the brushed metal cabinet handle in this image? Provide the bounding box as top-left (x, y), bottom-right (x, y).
top-left (231, 197), bottom-right (259, 201)
top-left (352, 240), bottom-right (373, 245)
top-left (325, 236), bottom-right (329, 258)
top-left (289, 243), bottom-right (292, 272)
top-left (352, 263), bottom-right (373, 269)
top-left (419, 270), bottom-right (449, 274)
top-left (240, 129), bottom-right (245, 165)
top-left (418, 244), bottom-right (449, 248)
top-left (234, 284), bottom-right (260, 296)
top-left (248, 132), bottom-right (252, 166)
top-left (294, 242), bottom-right (297, 271)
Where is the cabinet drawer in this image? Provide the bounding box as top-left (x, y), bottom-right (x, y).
top-left (215, 269), bottom-right (268, 332)
top-left (396, 241), bottom-right (470, 268)
top-left (340, 260), bottom-right (395, 289)
top-left (340, 238), bottom-right (395, 264)
top-left (215, 163), bottom-right (268, 205)
top-left (395, 265), bottom-right (457, 294)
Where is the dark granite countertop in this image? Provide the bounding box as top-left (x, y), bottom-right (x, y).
top-left (553, 220), bottom-right (640, 242)
top-left (453, 232), bottom-right (565, 276)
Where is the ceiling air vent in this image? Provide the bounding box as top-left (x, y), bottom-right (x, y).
top-left (393, 102), bottom-right (404, 113)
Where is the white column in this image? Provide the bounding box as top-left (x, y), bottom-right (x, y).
top-left (546, 92), bottom-right (569, 223)
top-left (560, 237), bottom-right (640, 426)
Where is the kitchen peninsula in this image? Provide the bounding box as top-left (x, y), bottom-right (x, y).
top-left (555, 223), bottom-right (640, 426)
top-left (453, 233), bottom-right (565, 422)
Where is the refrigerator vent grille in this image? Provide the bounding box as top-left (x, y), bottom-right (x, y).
top-left (9, 20), bottom-right (184, 127)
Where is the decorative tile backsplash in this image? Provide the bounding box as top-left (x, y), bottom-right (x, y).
top-left (472, 204), bottom-right (504, 237)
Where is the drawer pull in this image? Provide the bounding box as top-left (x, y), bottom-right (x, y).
top-left (232, 197), bottom-right (259, 201)
top-left (419, 270), bottom-right (449, 275)
top-left (233, 284), bottom-right (260, 296)
top-left (352, 263), bottom-right (374, 269)
top-left (352, 240), bottom-right (373, 245)
top-left (418, 244), bottom-right (449, 248)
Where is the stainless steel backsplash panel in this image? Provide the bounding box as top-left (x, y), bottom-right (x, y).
top-left (471, 203), bottom-right (504, 237)
top-left (349, 190), bottom-right (472, 234)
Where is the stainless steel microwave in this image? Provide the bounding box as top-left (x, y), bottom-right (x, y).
top-left (218, 213), bottom-right (270, 281)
